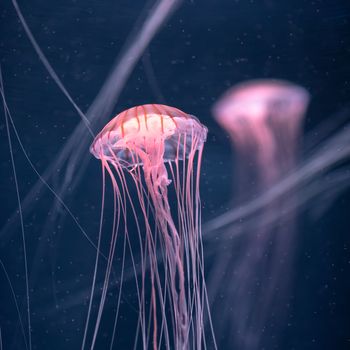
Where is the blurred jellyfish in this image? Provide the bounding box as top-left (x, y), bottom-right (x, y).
top-left (85, 104), bottom-right (215, 349)
top-left (209, 80), bottom-right (310, 349)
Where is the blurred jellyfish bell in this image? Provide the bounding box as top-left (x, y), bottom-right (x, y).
top-left (85, 104), bottom-right (216, 349)
top-left (209, 80), bottom-right (310, 350)
top-left (213, 80), bottom-right (309, 197)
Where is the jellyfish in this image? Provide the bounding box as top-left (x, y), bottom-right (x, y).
top-left (208, 80), bottom-right (309, 349)
top-left (85, 104), bottom-right (215, 350)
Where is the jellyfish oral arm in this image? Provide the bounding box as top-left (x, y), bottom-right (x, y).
top-left (132, 138), bottom-right (189, 348)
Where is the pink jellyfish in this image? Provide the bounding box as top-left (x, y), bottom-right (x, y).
top-left (209, 80), bottom-right (309, 349)
top-left (87, 104), bottom-right (215, 350)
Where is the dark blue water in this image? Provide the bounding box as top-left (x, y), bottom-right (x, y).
top-left (1, 1), bottom-right (350, 349)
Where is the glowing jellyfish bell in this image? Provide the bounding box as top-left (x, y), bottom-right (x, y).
top-left (91, 104), bottom-right (206, 170)
top-left (89, 104), bottom-right (212, 349)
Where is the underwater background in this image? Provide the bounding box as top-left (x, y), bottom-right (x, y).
top-left (1, 0), bottom-right (350, 349)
